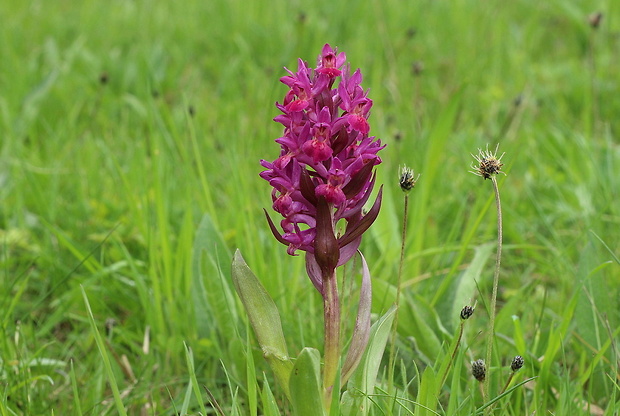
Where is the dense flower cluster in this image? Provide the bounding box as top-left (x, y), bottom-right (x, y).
top-left (260, 44), bottom-right (384, 291)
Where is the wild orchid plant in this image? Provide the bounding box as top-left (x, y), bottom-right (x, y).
top-left (232, 44), bottom-right (391, 414)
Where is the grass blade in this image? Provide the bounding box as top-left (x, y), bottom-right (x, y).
top-left (80, 286), bottom-right (127, 416)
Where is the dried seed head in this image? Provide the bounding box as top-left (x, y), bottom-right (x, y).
top-left (470, 144), bottom-right (505, 180)
top-left (412, 61), bottom-right (424, 76)
top-left (399, 166), bottom-right (420, 192)
top-left (105, 318), bottom-right (117, 336)
top-left (511, 355), bottom-right (524, 372)
top-left (471, 359), bottom-right (486, 381)
top-left (460, 305), bottom-right (475, 320)
top-left (589, 12), bottom-right (603, 29)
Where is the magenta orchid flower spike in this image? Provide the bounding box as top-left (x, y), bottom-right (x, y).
top-left (260, 45), bottom-right (384, 401)
top-left (260, 44), bottom-right (384, 294)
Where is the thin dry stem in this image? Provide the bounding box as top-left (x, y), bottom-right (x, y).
top-left (387, 192), bottom-right (409, 394)
top-left (438, 320), bottom-right (466, 390)
top-left (489, 369), bottom-right (517, 413)
top-left (479, 380), bottom-right (488, 405)
top-left (483, 175), bottom-right (503, 413)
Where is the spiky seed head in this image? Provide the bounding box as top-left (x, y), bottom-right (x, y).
top-left (471, 359), bottom-right (486, 381)
top-left (460, 305), bottom-right (475, 320)
top-left (511, 355), bottom-right (524, 372)
top-left (399, 166), bottom-right (419, 192)
top-left (470, 144), bottom-right (505, 180)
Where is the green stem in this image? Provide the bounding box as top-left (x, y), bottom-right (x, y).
top-left (323, 270), bottom-right (341, 409)
top-left (483, 176), bottom-right (502, 412)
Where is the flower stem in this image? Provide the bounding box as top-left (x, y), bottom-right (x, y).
top-left (487, 371), bottom-right (515, 413)
top-left (498, 372), bottom-right (515, 398)
top-left (438, 320), bottom-right (465, 390)
top-left (479, 380), bottom-right (488, 405)
top-left (483, 176), bottom-right (502, 412)
top-left (323, 270), bottom-right (341, 408)
top-left (387, 192), bottom-right (409, 393)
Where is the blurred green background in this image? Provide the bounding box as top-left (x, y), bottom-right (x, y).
top-left (0, 0), bottom-right (618, 414)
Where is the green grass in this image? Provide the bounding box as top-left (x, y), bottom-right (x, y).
top-left (1, 0), bottom-right (619, 414)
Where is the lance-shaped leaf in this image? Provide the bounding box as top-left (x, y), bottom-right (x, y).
top-left (289, 348), bottom-right (326, 416)
top-left (341, 251), bottom-right (372, 384)
top-left (231, 249), bottom-right (293, 400)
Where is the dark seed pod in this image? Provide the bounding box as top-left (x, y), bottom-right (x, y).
top-left (460, 305), bottom-right (475, 320)
top-left (511, 355), bottom-right (524, 372)
top-left (471, 359), bottom-right (486, 381)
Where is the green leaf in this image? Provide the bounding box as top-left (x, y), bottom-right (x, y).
top-left (434, 322), bottom-right (461, 397)
top-left (447, 243), bottom-right (493, 329)
top-left (192, 214), bottom-right (236, 340)
top-left (341, 306), bottom-right (396, 416)
top-left (590, 230), bottom-right (620, 265)
top-left (511, 315), bottom-right (526, 355)
top-left (409, 91), bottom-right (462, 276)
top-left (370, 277), bottom-right (397, 313)
top-left (416, 367), bottom-right (438, 416)
top-left (405, 295), bottom-right (443, 366)
top-left (573, 237), bottom-right (618, 400)
top-left (260, 377), bottom-right (280, 416)
top-left (446, 348), bottom-right (466, 414)
top-left (246, 329), bottom-right (258, 416)
top-left (231, 249), bottom-right (293, 400)
top-left (69, 360), bottom-right (83, 416)
top-left (430, 243), bottom-right (493, 332)
top-left (183, 343), bottom-right (209, 416)
top-left (475, 377), bottom-right (537, 414)
top-left (289, 348), bottom-right (326, 416)
top-left (539, 293), bottom-right (577, 388)
top-left (81, 286), bottom-right (128, 416)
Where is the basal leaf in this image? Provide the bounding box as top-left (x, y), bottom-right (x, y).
top-left (289, 348), bottom-right (325, 416)
top-left (232, 249), bottom-right (293, 400)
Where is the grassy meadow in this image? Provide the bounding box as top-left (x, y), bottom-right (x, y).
top-left (1, 0), bottom-right (619, 414)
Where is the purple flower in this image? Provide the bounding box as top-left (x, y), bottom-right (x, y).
top-left (260, 44), bottom-right (384, 293)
